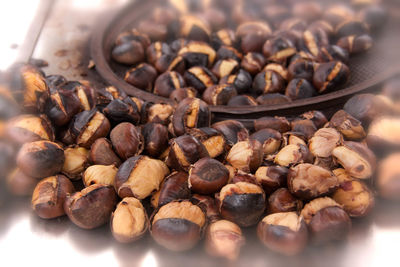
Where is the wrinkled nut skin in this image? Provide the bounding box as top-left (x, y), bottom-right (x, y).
top-left (83, 165), bottom-right (118, 187)
top-left (166, 135), bottom-right (210, 171)
top-left (124, 63), bottom-right (158, 92)
top-left (64, 184), bottom-right (117, 229)
top-left (250, 128), bottom-right (282, 156)
top-left (17, 140), bottom-right (65, 179)
top-left (186, 127), bottom-right (227, 158)
top-left (329, 109), bottom-right (366, 141)
top-left (313, 61), bottom-right (350, 93)
top-left (251, 70), bottom-right (285, 96)
top-left (274, 144), bottom-right (314, 167)
top-left (257, 213), bottom-right (308, 256)
top-left (62, 146), bottom-right (90, 180)
top-left (142, 123), bottom-right (169, 158)
top-left (89, 138), bottom-right (121, 167)
top-left (31, 175), bottom-right (74, 219)
top-left (255, 166), bottom-right (289, 195)
top-left (309, 127), bottom-right (342, 158)
top-left (254, 116), bottom-right (291, 133)
top-left (184, 66), bottom-right (218, 93)
top-left (377, 153), bottom-right (400, 200)
top-left (155, 171), bottom-right (191, 208)
top-left (202, 84), bottom-right (237, 106)
top-left (285, 78), bottom-right (316, 101)
top-left (189, 158), bottom-right (229, 195)
top-left (154, 71), bottom-right (186, 98)
top-left (7, 168), bottom-right (38, 197)
top-left (110, 122), bottom-right (144, 160)
top-left (226, 140), bottom-right (263, 173)
top-left (211, 120), bottom-right (249, 147)
top-left (268, 188), bottom-right (302, 214)
top-left (172, 98), bottom-right (211, 136)
top-left (287, 163), bottom-right (339, 200)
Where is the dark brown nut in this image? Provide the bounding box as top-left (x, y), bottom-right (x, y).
top-left (274, 144), bottom-right (313, 167)
top-left (288, 59), bottom-right (315, 81)
top-left (144, 103), bottom-right (175, 125)
top-left (211, 59), bottom-right (239, 79)
top-left (254, 116), bottom-right (291, 133)
top-left (44, 87), bottom-right (81, 126)
top-left (309, 128), bottom-right (342, 158)
top-left (45, 74), bottom-right (67, 90)
top-left (285, 78), bottom-right (316, 100)
top-left (287, 163), bottom-right (339, 200)
top-left (69, 109), bottom-right (111, 149)
top-left (115, 29), bottom-right (151, 48)
top-left (291, 119), bottom-right (318, 140)
top-left (83, 165), bottom-right (118, 187)
top-left (308, 20), bottom-right (335, 37)
top-left (103, 97), bottom-right (141, 125)
top-left (217, 182), bottom-right (265, 227)
top-left (212, 120), bottom-right (249, 147)
top-left (187, 127), bottom-right (226, 158)
top-left (170, 38), bottom-right (189, 53)
top-left (236, 21), bottom-right (272, 53)
top-left (191, 194), bottom-right (220, 222)
top-left (343, 93), bottom-right (393, 126)
top-left (226, 140), bottom-right (263, 173)
top-left (62, 146), bottom-right (89, 180)
top-left (178, 15), bottom-right (211, 42)
top-left (169, 87), bottom-right (197, 102)
top-left (216, 46), bottom-right (242, 63)
top-left (115, 155), bottom-right (169, 199)
top-left (300, 29), bottom-right (329, 57)
top-left (280, 18), bottom-right (307, 32)
top-left (5, 114), bottom-right (54, 145)
top-left (154, 71), bottom-right (186, 98)
top-left (367, 117), bottom-right (400, 153)
top-left (124, 63), bottom-right (158, 92)
top-left (89, 138), bottom-right (121, 167)
top-left (138, 20), bottom-right (168, 41)
top-left (300, 110), bottom-right (328, 129)
top-left (110, 122), bottom-right (144, 160)
top-left (17, 140), bottom-right (65, 179)
top-left (256, 93), bottom-right (291, 106)
top-left (96, 86), bottom-right (124, 109)
top-left (151, 200), bottom-right (206, 251)
top-left (111, 197), bottom-right (149, 243)
top-left (142, 123), bottom-right (169, 158)
top-left (313, 61), bottom-right (350, 94)
top-left (75, 80), bottom-right (97, 111)
top-left (227, 95), bottom-right (258, 106)
top-left (335, 19), bottom-right (369, 38)
top-left (219, 69), bottom-right (252, 95)
top-left (290, 51), bottom-right (318, 64)
top-left (263, 36), bottom-right (296, 63)
top-left (255, 166), bottom-right (288, 195)
top-left (231, 1), bottom-right (262, 24)
top-left (153, 171), bottom-right (190, 208)
top-left (263, 63), bottom-right (289, 81)
top-left (202, 84), bottom-right (237, 106)
top-left (211, 29), bottom-right (237, 50)
top-left (324, 4), bottom-right (355, 27)
top-left (64, 184), bottom-right (117, 229)
top-left (332, 141), bottom-right (376, 179)
top-left (257, 212), bottom-right (308, 255)
top-left (282, 132), bottom-right (308, 147)
top-left (188, 158), bottom-right (229, 195)
top-left (332, 180), bottom-right (374, 217)
top-left (6, 168), bottom-right (38, 196)
top-left (240, 52), bottom-right (266, 76)
top-left (300, 197), bottom-right (351, 244)
top-left (329, 109), bottom-right (366, 140)
top-left (337, 34), bottom-right (373, 54)
top-left (178, 41), bottom-right (216, 68)
top-left (230, 172), bottom-right (259, 185)
top-left (250, 129), bottom-right (282, 156)
top-left (112, 41), bottom-right (144, 65)
top-left (377, 153), bottom-right (400, 200)
top-left (205, 220), bottom-right (244, 260)
top-left (317, 45), bottom-right (350, 64)
top-left (268, 188), bottom-right (302, 214)
top-left (184, 66), bottom-right (218, 93)
top-left (251, 70), bottom-right (286, 96)
top-left (358, 5), bottom-right (387, 31)
top-left (32, 175), bottom-right (74, 219)
top-left (166, 135), bottom-right (209, 171)
top-left (172, 97), bottom-right (211, 136)
top-left (146, 42), bottom-right (173, 66)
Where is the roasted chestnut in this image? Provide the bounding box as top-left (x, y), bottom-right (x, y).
top-left (83, 164), bottom-right (118, 187)
top-left (376, 153), bottom-right (400, 200)
top-left (256, 94), bottom-right (291, 106)
top-left (335, 19), bottom-right (369, 38)
top-left (184, 66), bottom-right (218, 93)
top-left (236, 21), bottom-right (271, 53)
top-left (103, 97), bottom-right (141, 125)
top-left (274, 144), bottom-right (313, 167)
top-left (124, 63), bottom-right (158, 92)
top-left (154, 71), bottom-right (186, 98)
top-left (313, 61), bottom-right (350, 94)
top-left (255, 166), bottom-right (288, 195)
top-left (44, 88), bottom-right (81, 126)
top-left (291, 119), bottom-right (317, 140)
top-left (288, 59), bottom-right (315, 81)
top-left (110, 122), bottom-right (144, 160)
top-left (285, 78), bottom-right (316, 100)
top-left (219, 69), bottom-right (252, 95)
top-left (216, 46), bottom-right (242, 63)
top-left (178, 41), bottom-right (216, 68)
top-left (226, 140), bottom-right (263, 173)
top-left (6, 168), bottom-right (38, 196)
top-left (329, 110), bottom-right (366, 141)
top-left (212, 59), bottom-right (239, 79)
top-left (300, 110), bottom-right (328, 129)
top-left (250, 129), bottom-right (282, 156)
top-left (240, 52), bottom-right (266, 75)
top-left (211, 29), bottom-right (237, 50)
top-left (152, 171), bottom-right (191, 208)
top-left (169, 87), bottom-right (197, 102)
top-left (367, 116), bottom-right (400, 154)
top-left (186, 127), bottom-right (227, 158)
top-left (268, 188), bottom-right (302, 214)
top-left (254, 116), bottom-right (291, 133)
top-left (211, 120), bottom-right (249, 147)
top-left (309, 128), bottom-right (342, 158)
top-left (251, 70), bottom-right (286, 95)
top-left (142, 122), bottom-right (169, 158)
top-left (227, 95), bottom-right (258, 106)
top-left (202, 84), bottom-right (237, 106)
top-left (62, 146), bottom-right (89, 180)
top-left (337, 34), bottom-right (373, 54)
top-left (263, 36), bottom-right (296, 63)
top-left (178, 15), bottom-right (211, 42)
top-left (89, 138), bottom-right (121, 167)
top-left (112, 41), bottom-right (145, 65)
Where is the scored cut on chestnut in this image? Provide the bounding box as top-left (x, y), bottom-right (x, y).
top-left (186, 127), bottom-right (227, 158)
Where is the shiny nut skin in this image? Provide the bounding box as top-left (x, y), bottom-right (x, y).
top-left (146, 42), bottom-right (173, 67)
top-left (236, 21), bottom-right (272, 53)
top-left (211, 59), bottom-right (239, 79)
top-left (250, 128), bottom-right (282, 156)
top-left (31, 175), bottom-right (74, 219)
top-left (274, 144), bottom-right (313, 167)
top-left (111, 197), bottom-right (149, 243)
top-left (178, 41), bottom-right (216, 68)
top-left (142, 122), bottom-right (169, 158)
top-left (124, 63), bottom-right (158, 92)
top-left (309, 128), bottom-right (342, 158)
top-left (178, 15), bottom-right (211, 42)
top-left (6, 168), bottom-right (38, 197)
top-left (288, 59), bottom-right (315, 81)
top-left (17, 140), bottom-right (65, 179)
top-left (219, 69), bottom-right (252, 95)
top-left (255, 166), bottom-right (288, 195)
top-left (337, 35), bottom-right (373, 54)
top-left (216, 46), bottom-right (242, 63)
top-left (251, 70), bottom-right (285, 95)
top-left (211, 29), bottom-right (237, 50)
top-left (151, 200), bottom-right (206, 251)
top-left (240, 52), bottom-right (266, 76)
top-left (83, 164), bottom-right (118, 187)
top-left (89, 138), bottom-right (121, 167)
top-left (227, 95), bottom-right (258, 106)
top-left (377, 153), bottom-right (400, 200)
top-left (184, 66), bottom-right (218, 93)
top-left (110, 122), bottom-right (144, 160)
top-left (44, 87), bottom-right (81, 126)
top-left (263, 36), bottom-right (296, 63)
top-left (172, 97), bottom-right (211, 136)
top-left (202, 84), bottom-right (237, 106)
top-left (329, 110), bottom-right (366, 141)
top-left (264, 63), bottom-right (289, 81)
top-left (317, 45), bottom-right (349, 64)
top-left (153, 171), bottom-right (190, 208)
top-left (166, 135), bottom-right (209, 171)
top-left (187, 127), bottom-right (226, 158)
top-left (154, 71), bottom-right (186, 98)
top-left (300, 29), bottom-right (329, 57)
top-left (217, 182), bottom-right (265, 227)
top-left (367, 117), bottom-right (400, 153)
top-left (103, 97), bottom-right (141, 125)
top-left (285, 78), bottom-right (316, 100)
top-left (188, 158), bottom-right (229, 195)
top-left (226, 140), bottom-right (263, 173)
top-left (64, 184), bottom-right (117, 229)
top-left (169, 87), bottom-right (197, 102)
top-left (62, 146), bottom-right (89, 180)
top-left (254, 116), bottom-right (291, 133)
top-left (112, 41), bottom-right (144, 65)
top-left (313, 61), bottom-right (350, 93)
top-left (268, 188), bottom-right (302, 214)
top-left (257, 212), bottom-right (308, 255)
top-left (211, 120), bottom-right (249, 147)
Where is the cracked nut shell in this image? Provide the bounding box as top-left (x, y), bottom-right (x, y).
top-left (268, 188), bottom-right (302, 214)
top-left (152, 171), bottom-right (191, 208)
top-left (62, 146), bottom-right (89, 180)
top-left (255, 166), bottom-right (288, 195)
top-left (226, 140), bottom-right (263, 173)
top-left (110, 122), bottom-right (144, 160)
top-left (89, 138), bottom-right (121, 167)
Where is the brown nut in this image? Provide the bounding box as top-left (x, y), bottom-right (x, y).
top-left (112, 41), bottom-right (144, 65)
top-left (332, 141), bottom-right (376, 179)
top-left (240, 52), bottom-right (266, 75)
top-left (300, 110), bottom-right (328, 129)
top-left (166, 135), bottom-right (209, 171)
top-left (138, 20), bottom-right (168, 42)
top-left (189, 158), bottom-right (229, 195)
top-left (211, 59), bottom-right (239, 79)
top-left (142, 123), bottom-right (169, 158)
top-left (44, 88), bottom-right (81, 126)
top-left (202, 84), bottom-right (237, 106)
top-left (251, 70), bottom-right (286, 95)
top-left (219, 69), bottom-right (252, 95)
top-left (285, 78), bottom-right (317, 100)
top-left (255, 166), bottom-right (288, 195)
top-left (250, 129), bottom-right (282, 156)
top-left (329, 110), bottom-right (366, 141)
top-left (274, 144), bottom-right (313, 167)
top-left (301, 197), bottom-right (351, 244)
top-left (211, 29), bottom-right (237, 50)
top-left (291, 119), bottom-right (317, 140)
top-left (377, 153), bottom-right (400, 200)
top-left (263, 36), bottom-right (296, 63)
top-left (268, 188), bottom-right (302, 214)
top-left (288, 59), bottom-right (315, 81)
top-left (300, 29), bottom-right (329, 57)
top-left (280, 18), bottom-right (307, 32)
top-left (32, 175), bottom-right (75, 219)
top-left (184, 66), bottom-right (218, 93)
top-left (256, 94), bottom-right (291, 106)
top-left (236, 21), bottom-right (272, 53)
top-left (187, 127), bottom-right (227, 158)
top-left (152, 171), bottom-right (191, 208)
top-left (254, 116), bottom-right (291, 133)
top-left (337, 34), bottom-right (373, 54)
top-left (103, 97), bottom-right (141, 125)
top-left (178, 41), bottom-right (216, 68)
top-left (110, 122), bottom-right (144, 160)
top-left (151, 200), bottom-right (206, 251)
top-left (205, 220), bottom-right (244, 260)
top-left (17, 140), bottom-right (65, 179)
top-left (309, 128), bottom-right (342, 158)
top-left (216, 45), bottom-right (242, 63)
top-left (111, 197), bottom-right (149, 243)
top-left (89, 138), bottom-right (121, 167)
top-left (179, 15), bottom-right (211, 42)
top-left (263, 63), bottom-right (289, 81)
top-left (226, 140), bottom-right (263, 173)
top-left (332, 180), bottom-right (374, 217)
top-left (287, 163), bottom-right (339, 200)
top-left (282, 132), bottom-right (308, 147)
top-left (317, 45), bottom-right (350, 64)
top-left (115, 29), bottom-right (151, 48)
top-left (308, 20), bottom-right (335, 37)
top-left (64, 184), bottom-right (117, 229)
top-left (190, 194), bottom-right (220, 222)
top-left (227, 95), bottom-right (258, 106)
top-left (293, 1), bottom-right (322, 21)
top-left (115, 155), bottom-right (169, 199)
top-left (146, 42), bottom-right (173, 67)
top-left (313, 61), bottom-right (350, 93)
top-left (143, 103), bottom-right (175, 125)
top-left (169, 87), bottom-right (197, 102)
top-left (62, 146), bottom-right (89, 180)
top-left (216, 182), bottom-right (265, 227)
top-left (124, 63), bottom-right (158, 92)
top-left (154, 71), bottom-right (186, 98)
top-left (6, 114), bottom-right (54, 145)
top-left (335, 19), bottom-right (369, 38)
top-left (367, 116), bottom-right (400, 154)
top-left (257, 212), bottom-right (308, 256)
top-left (6, 168), bottom-right (38, 197)
top-left (212, 120), bottom-right (249, 147)
top-left (83, 165), bottom-right (118, 187)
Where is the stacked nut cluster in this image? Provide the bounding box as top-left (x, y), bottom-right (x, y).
top-left (111, 0), bottom-right (387, 106)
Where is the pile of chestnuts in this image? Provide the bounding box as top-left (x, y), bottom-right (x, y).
top-left (110, 0), bottom-right (388, 106)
